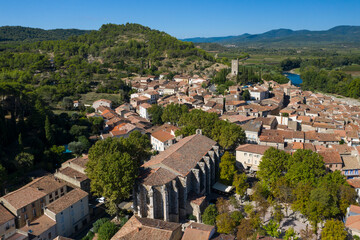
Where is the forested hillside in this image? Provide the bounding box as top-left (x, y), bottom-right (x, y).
top-left (0, 26), bottom-right (91, 43)
top-left (183, 25), bottom-right (360, 48)
top-left (0, 23), bottom-right (215, 189)
top-left (0, 23), bottom-right (214, 104)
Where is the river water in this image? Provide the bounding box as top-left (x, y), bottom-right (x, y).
top-left (283, 72), bottom-right (303, 86)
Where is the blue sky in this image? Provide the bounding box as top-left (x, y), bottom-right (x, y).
top-left (1, 0), bottom-right (360, 38)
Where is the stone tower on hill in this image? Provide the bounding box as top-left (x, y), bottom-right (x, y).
top-left (231, 59), bottom-right (239, 76)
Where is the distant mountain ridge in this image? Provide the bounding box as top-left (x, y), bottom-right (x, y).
top-left (0, 26), bottom-right (92, 43)
top-left (182, 26), bottom-right (360, 47)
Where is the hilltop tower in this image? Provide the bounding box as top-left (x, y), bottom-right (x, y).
top-left (231, 59), bottom-right (239, 76)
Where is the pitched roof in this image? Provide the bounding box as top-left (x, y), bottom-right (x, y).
top-left (236, 144), bottom-right (270, 155)
top-left (46, 188), bottom-right (88, 214)
top-left (111, 215), bottom-right (181, 240)
top-left (342, 156), bottom-right (360, 170)
top-left (0, 204), bottom-right (15, 225)
top-left (182, 222), bottom-right (214, 240)
top-left (57, 167), bottom-right (88, 182)
top-left (1, 176), bottom-right (65, 210)
top-left (63, 155), bottom-right (88, 169)
top-left (241, 121), bottom-right (262, 132)
top-left (20, 214), bottom-right (56, 236)
top-left (141, 168), bottom-right (178, 186)
top-left (350, 205), bottom-right (360, 214)
top-left (319, 150), bottom-right (343, 164)
top-left (347, 178), bottom-right (360, 189)
top-left (151, 128), bottom-right (176, 143)
top-left (142, 134), bottom-right (216, 177)
top-left (1, 187), bottom-right (46, 210)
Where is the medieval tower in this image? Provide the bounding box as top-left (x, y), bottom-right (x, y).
top-left (231, 59), bottom-right (239, 76)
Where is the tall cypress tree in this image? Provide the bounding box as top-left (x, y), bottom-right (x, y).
top-left (45, 115), bottom-right (54, 146)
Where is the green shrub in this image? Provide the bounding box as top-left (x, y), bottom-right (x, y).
top-left (98, 221), bottom-right (118, 240)
top-left (93, 218), bottom-right (110, 233)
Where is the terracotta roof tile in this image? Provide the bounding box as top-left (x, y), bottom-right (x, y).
top-left (347, 179), bottom-right (360, 189)
top-left (141, 168), bottom-right (178, 186)
top-left (0, 204), bottom-right (15, 225)
top-left (236, 144), bottom-right (270, 155)
top-left (319, 150), bottom-right (343, 164)
top-left (142, 134), bottom-right (216, 177)
top-left (57, 167), bottom-right (88, 182)
top-left (46, 188), bottom-right (88, 214)
top-left (20, 215), bottom-right (56, 236)
top-left (182, 222), bottom-right (214, 240)
top-left (111, 216), bottom-right (181, 240)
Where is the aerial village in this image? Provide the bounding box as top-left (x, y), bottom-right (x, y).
top-left (2, 61), bottom-right (360, 240)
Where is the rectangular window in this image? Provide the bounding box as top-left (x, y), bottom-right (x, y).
top-left (32, 203), bottom-right (35, 208)
top-left (33, 209), bottom-right (36, 217)
top-left (22, 207), bottom-right (27, 213)
top-left (24, 213), bottom-right (28, 220)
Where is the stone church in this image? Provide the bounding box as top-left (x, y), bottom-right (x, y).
top-left (133, 132), bottom-right (220, 223)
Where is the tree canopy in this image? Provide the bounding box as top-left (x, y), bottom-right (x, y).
top-left (86, 131), bottom-right (151, 215)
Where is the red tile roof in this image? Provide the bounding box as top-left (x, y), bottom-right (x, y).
top-left (0, 204), bottom-right (14, 225)
top-left (143, 134), bottom-right (216, 177)
top-left (46, 188), bottom-right (88, 214)
top-left (236, 144), bottom-right (270, 155)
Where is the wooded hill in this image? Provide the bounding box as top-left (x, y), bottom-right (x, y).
top-left (183, 25), bottom-right (360, 48)
top-left (0, 23), bottom-right (215, 105)
top-left (0, 26), bottom-right (91, 43)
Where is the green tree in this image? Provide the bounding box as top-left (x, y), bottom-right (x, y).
top-left (321, 219), bottom-right (347, 240)
top-left (212, 121), bottom-right (245, 150)
top-left (258, 147), bottom-right (291, 189)
top-left (286, 149), bottom-right (326, 186)
top-left (233, 172), bottom-right (248, 198)
top-left (97, 221), bottom-right (118, 240)
top-left (272, 203), bottom-right (284, 224)
top-left (161, 103), bottom-right (188, 125)
top-left (242, 89), bottom-right (250, 100)
top-left (219, 152), bottom-right (236, 185)
top-left (230, 211), bottom-right (243, 225)
top-left (202, 204), bottom-right (218, 225)
top-left (237, 218), bottom-right (254, 240)
top-left (69, 125), bottom-right (89, 138)
top-left (44, 145), bottom-right (65, 166)
top-left (86, 132), bottom-right (150, 215)
top-left (45, 115), bottom-right (54, 145)
top-left (93, 218), bottom-right (110, 233)
top-left (216, 197), bottom-right (230, 214)
top-left (62, 97), bottom-right (73, 110)
top-left (284, 227), bottom-right (298, 240)
top-left (0, 164), bottom-right (7, 189)
top-left (78, 135), bottom-right (91, 151)
top-left (263, 220), bottom-right (280, 238)
top-left (68, 141), bottom-right (85, 156)
top-left (273, 176), bottom-right (293, 216)
top-left (148, 104), bottom-right (163, 125)
top-left (15, 152), bottom-right (34, 168)
top-left (216, 213), bottom-right (236, 234)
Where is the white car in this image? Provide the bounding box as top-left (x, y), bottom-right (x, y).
top-left (96, 197), bottom-right (105, 203)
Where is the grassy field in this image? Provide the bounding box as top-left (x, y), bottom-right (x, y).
top-left (342, 64), bottom-right (360, 77)
top-left (80, 92), bottom-right (122, 105)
